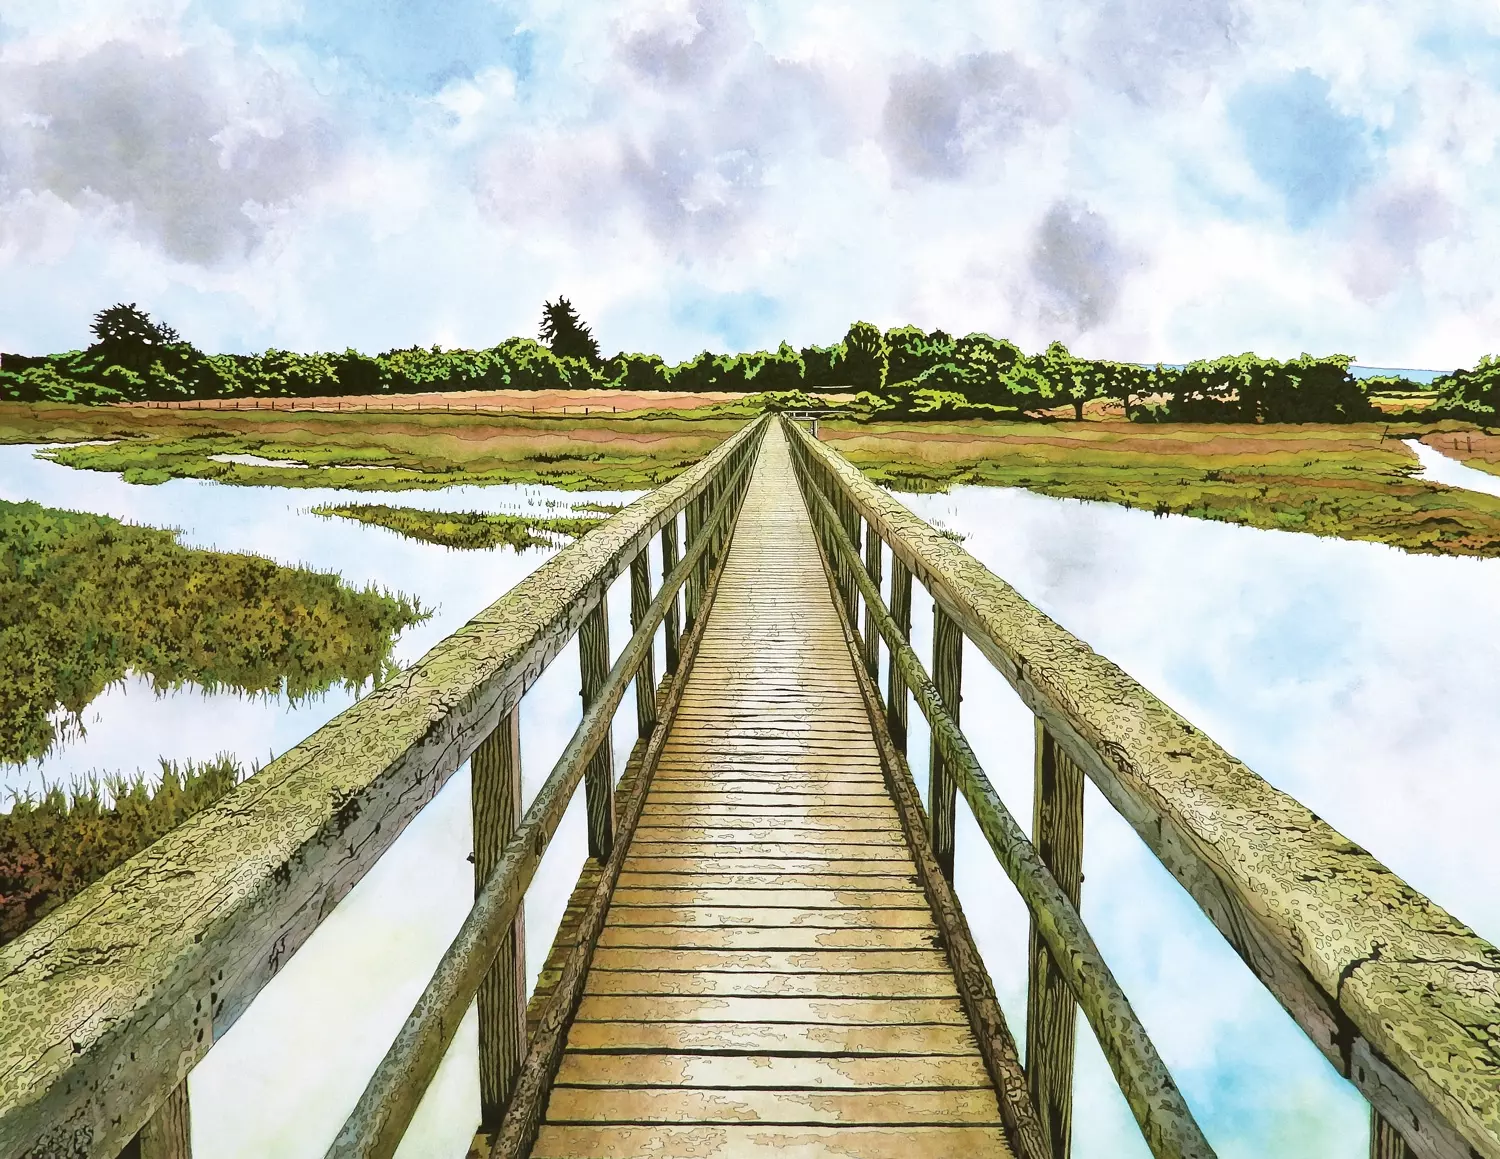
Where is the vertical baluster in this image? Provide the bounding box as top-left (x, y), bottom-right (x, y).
top-left (630, 548), bottom-right (657, 737)
top-left (1370, 1111), bottom-right (1411, 1159)
top-left (661, 519), bottom-right (681, 674)
top-left (121, 1079), bottom-right (191, 1159)
top-left (579, 598), bottom-right (616, 861)
top-left (1027, 721), bottom-right (1084, 1159)
top-left (929, 605), bottom-right (963, 880)
top-left (861, 520), bottom-right (883, 679)
top-left (839, 491), bottom-right (861, 619)
top-left (473, 706), bottom-right (526, 1127)
top-left (887, 559), bottom-right (913, 752)
top-left (684, 496), bottom-right (703, 628)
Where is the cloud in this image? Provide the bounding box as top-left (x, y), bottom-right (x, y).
top-left (619, 0), bottom-right (752, 88)
top-left (0, 40), bottom-right (339, 264)
top-left (1080, 0), bottom-right (1242, 106)
top-left (881, 51), bottom-right (1063, 180)
top-left (1027, 200), bottom-right (1133, 332)
top-left (1228, 68), bottom-right (1377, 229)
top-left (1344, 182), bottom-right (1454, 300)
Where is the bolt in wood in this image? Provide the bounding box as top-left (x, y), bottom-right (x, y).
top-left (472, 706), bottom-right (527, 1127)
top-left (579, 597), bottom-right (616, 861)
top-left (629, 548), bottom-right (657, 737)
top-left (1027, 720), bottom-right (1085, 1159)
top-left (929, 604), bottom-right (963, 880)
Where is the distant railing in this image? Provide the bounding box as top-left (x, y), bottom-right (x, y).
top-left (784, 415), bottom-right (1500, 1159)
top-left (0, 415), bottom-right (767, 1159)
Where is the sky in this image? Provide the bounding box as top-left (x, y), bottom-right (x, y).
top-left (2, 0), bottom-right (1499, 368)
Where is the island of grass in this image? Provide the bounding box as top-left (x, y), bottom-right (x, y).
top-left (0, 497), bottom-right (426, 765)
top-left (312, 503), bottom-right (620, 550)
top-left (829, 419), bottom-right (1500, 557)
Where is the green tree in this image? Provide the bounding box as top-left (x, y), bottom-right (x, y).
top-left (842, 321), bottom-right (889, 394)
top-left (540, 297), bottom-right (603, 367)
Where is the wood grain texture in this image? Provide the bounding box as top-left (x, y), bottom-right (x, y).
top-left (630, 548), bottom-right (657, 738)
top-left (578, 598), bottom-right (616, 862)
top-left (928, 605), bottom-right (963, 883)
top-left (533, 425), bottom-right (1013, 1159)
top-left (786, 417), bottom-right (1500, 1159)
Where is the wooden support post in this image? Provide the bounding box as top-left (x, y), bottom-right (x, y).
top-left (661, 520), bottom-right (681, 674)
top-left (684, 497), bottom-right (703, 629)
top-left (929, 605), bottom-right (963, 880)
top-left (120, 1079), bottom-right (191, 1159)
top-left (473, 707), bottom-right (527, 1127)
top-left (1027, 721), bottom-right (1084, 1159)
top-left (887, 558), bottom-right (913, 753)
top-left (1371, 1110), bottom-right (1411, 1159)
top-left (630, 548), bottom-right (657, 738)
top-left (861, 521), bottom-right (883, 679)
top-left (579, 598), bottom-right (616, 861)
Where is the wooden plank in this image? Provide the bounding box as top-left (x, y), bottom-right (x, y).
top-left (584, 970), bottom-right (960, 998)
top-left (596, 922), bottom-right (942, 952)
top-left (586, 947), bottom-right (952, 973)
top-left (617, 871), bottom-right (922, 891)
top-left (562, 1021), bottom-right (980, 1055)
top-left (621, 856), bottom-right (915, 876)
top-left (542, 1086), bottom-right (1003, 1125)
top-left (553, 1052), bottom-right (991, 1090)
top-left (574, 995), bottom-right (967, 1026)
top-left (603, 906), bottom-right (933, 930)
top-left (625, 842), bottom-right (912, 861)
top-left (531, 1124), bottom-right (1013, 1158)
top-left (610, 888), bottom-right (926, 909)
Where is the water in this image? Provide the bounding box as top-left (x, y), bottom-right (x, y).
top-left (0, 443), bottom-right (647, 1159)
top-left (894, 443), bottom-right (1500, 1157)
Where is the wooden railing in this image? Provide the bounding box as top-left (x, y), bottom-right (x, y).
top-left (784, 416), bottom-right (1500, 1159)
top-left (0, 415), bottom-right (767, 1159)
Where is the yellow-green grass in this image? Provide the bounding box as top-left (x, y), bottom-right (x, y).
top-left (312, 504), bottom-right (612, 550)
top-left (0, 402), bottom-right (741, 491)
top-left (826, 419), bottom-right (1500, 557)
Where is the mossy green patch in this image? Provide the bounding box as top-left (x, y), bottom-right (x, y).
top-left (0, 499), bottom-right (426, 764)
top-left (313, 504), bottom-right (609, 550)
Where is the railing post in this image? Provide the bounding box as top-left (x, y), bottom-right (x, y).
top-left (472, 705), bottom-right (527, 1127)
top-left (120, 1079), bottom-right (191, 1159)
top-left (887, 558), bottom-right (912, 752)
top-left (929, 604), bottom-right (963, 880)
top-left (579, 597), bottom-right (616, 861)
top-left (684, 496), bottom-right (703, 628)
top-left (1027, 721), bottom-right (1084, 1159)
top-left (861, 520), bottom-right (883, 679)
top-left (1371, 1111), bottom-right (1411, 1159)
top-left (661, 519), bottom-right (681, 674)
top-left (630, 548), bottom-right (657, 737)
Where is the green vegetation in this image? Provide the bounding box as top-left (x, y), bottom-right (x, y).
top-left (313, 504), bottom-right (610, 550)
top-left (1, 756), bottom-right (246, 943)
top-left (830, 420), bottom-right (1500, 557)
top-left (0, 301), bottom-right (1445, 425)
top-left (0, 402), bottom-right (735, 491)
top-left (0, 498), bottom-right (426, 764)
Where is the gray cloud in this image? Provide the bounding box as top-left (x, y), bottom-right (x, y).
top-left (881, 51), bottom-right (1064, 180)
top-left (1346, 184), bottom-right (1454, 300)
top-left (620, 0), bottom-right (752, 88)
top-left (1028, 200), bottom-right (1130, 331)
top-left (0, 41), bottom-right (338, 264)
top-left (1082, 0), bottom-right (1241, 106)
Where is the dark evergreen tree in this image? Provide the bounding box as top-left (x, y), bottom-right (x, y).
top-left (89, 303), bottom-right (182, 373)
top-left (539, 297), bottom-right (603, 367)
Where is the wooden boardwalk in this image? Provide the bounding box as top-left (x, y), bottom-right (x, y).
top-left (530, 427), bottom-right (1013, 1158)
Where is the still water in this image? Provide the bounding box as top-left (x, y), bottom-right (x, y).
top-left (4, 440), bottom-right (1496, 1157)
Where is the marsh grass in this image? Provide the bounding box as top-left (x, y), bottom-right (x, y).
top-left (312, 504), bottom-right (610, 550)
top-left (1, 755), bottom-right (249, 943)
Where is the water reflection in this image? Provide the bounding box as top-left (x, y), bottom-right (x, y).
top-left (896, 482), bottom-right (1500, 1157)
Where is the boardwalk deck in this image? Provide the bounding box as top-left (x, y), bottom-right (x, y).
top-left (530, 427), bottom-right (1014, 1158)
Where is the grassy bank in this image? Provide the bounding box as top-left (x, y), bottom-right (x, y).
top-left (829, 419), bottom-right (1500, 557)
top-left (312, 503), bottom-right (618, 550)
top-left (0, 498), bottom-right (426, 764)
top-left (1, 756), bottom-right (246, 943)
top-left (0, 402), bottom-right (738, 490)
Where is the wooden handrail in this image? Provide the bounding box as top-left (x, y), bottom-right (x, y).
top-left (784, 416), bottom-right (1500, 1159)
top-left (324, 434), bottom-right (763, 1159)
top-left (0, 415), bottom-right (768, 1159)
top-left (794, 450), bottom-right (1216, 1159)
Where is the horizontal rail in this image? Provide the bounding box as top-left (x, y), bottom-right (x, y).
top-left (785, 417), bottom-right (1500, 1159)
top-left (325, 436), bottom-right (760, 1159)
top-left (0, 415), bottom-right (768, 1159)
top-left (796, 458), bottom-right (1214, 1159)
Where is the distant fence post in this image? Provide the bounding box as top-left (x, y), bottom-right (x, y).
top-left (579, 598), bottom-right (616, 861)
top-left (472, 706), bottom-right (527, 1126)
top-left (1027, 721), bottom-right (1085, 1159)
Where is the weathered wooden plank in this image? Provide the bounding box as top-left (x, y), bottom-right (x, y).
top-left (595, 925), bottom-right (942, 951)
top-left (626, 841), bottom-right (911, 861)
top-left (788, 417), bottom-right (1500, 1159)
top-left (616, 872), bottom-right (922, 891)
top-left (585, 947), bottom-right (953, 974)
top-left (0, 418), bottom-right (767, 1159)
top-left (562, 1021), bottom-right (980, 1055)
top-left (603, 906), bottom-right (933, 930)
top-left (609, 888), bottom-right (923, 909)
top-left (584, 969), bottom-right (960, 998)
top-left (542, 1086), bottom-right (1003, 1125)
top-left (530, 1124), bottom-right (1012, 1159)
top-left (552, 1052), bottom-right (991, 1090)
top-left (621, 856), bottom-right (915, 875)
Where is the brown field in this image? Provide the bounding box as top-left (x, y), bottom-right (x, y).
top-left (116, 387), bottom-right (747, 416)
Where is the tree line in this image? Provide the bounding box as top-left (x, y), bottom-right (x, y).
top-left (0, 298), bottom-right (1430, 423)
